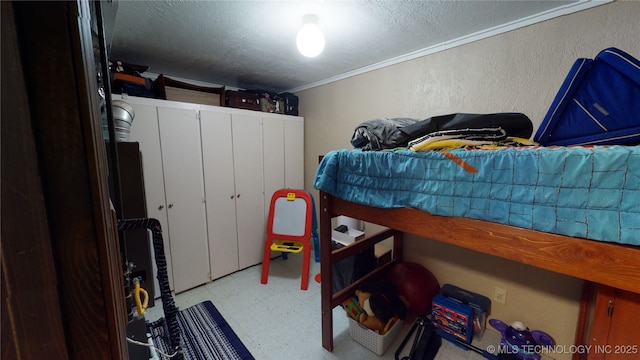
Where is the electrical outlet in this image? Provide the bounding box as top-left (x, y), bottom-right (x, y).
top-left (494, 287), bottom-right (507, 304)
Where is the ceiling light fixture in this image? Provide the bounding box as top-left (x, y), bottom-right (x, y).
top-left (296, 14), bottom-right (325, 58)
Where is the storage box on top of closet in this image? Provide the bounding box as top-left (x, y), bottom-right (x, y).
top-left (153, 74), bottom-right (225, 106)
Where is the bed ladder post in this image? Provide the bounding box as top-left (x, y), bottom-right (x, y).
top-left (393, 229), bottom-right (403, 263)
top-left (319, 191), bottom-right (334, 351)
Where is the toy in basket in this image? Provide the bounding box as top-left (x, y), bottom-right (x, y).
top-left (343, 282), bottom-right (408, 355)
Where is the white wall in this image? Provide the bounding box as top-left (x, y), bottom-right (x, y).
top-left (299, 1), bottom-right (640, 357)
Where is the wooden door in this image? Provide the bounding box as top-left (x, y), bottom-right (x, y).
top-left (3, 2), bottom-right (128, 358)
top-left (128, 103), bottom-right (174, 293)
top-left (581, 285), bottom-right (640, 360)
top-left (232, 114), bottom-right (266, 269)
top-left (603, 290), bottom-right (640, 358)
top-left (200, 110), bottom-right (240, 280)
top-left (157, 107), bottom-right (209, 293)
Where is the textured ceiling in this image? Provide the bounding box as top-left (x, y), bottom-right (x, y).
top-left (109, 0), bottom-right (596, 93)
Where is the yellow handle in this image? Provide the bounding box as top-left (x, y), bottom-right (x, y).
top-left (133, 280), bottom-right (149, 316)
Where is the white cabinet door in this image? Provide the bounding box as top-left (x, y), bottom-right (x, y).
top-left (201, 110), bottom-right (265, 274)
top-left (200, 111), bottom-right (240, 280)
top-left (128, 103), bottom-right (174, 293)
top-left (263, 115), bottom-right (304, 205)
top-left (284, 117), bottom-right (304, 189)
top-left (231, 114), bottom-right (265, 269)
top-left (157, 107), bottom-right (209, 293)
top-left (263, 116), bottom-right (286, 206)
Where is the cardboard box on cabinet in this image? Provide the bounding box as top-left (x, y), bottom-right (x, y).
top-left (153, 74), bottom-right (225, 106)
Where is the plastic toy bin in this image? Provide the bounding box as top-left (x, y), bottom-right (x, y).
top-left (348, 317), bottom-right (404, 355)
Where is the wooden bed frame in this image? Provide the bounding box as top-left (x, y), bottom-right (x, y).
top-left (318, 190), bottom-right (640, 351)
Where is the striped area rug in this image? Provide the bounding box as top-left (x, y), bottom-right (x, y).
top-left (148, 300), bottom-right (254, 360)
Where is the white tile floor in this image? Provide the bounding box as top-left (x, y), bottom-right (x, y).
top-left (144, 254), bottom-right (491, 360)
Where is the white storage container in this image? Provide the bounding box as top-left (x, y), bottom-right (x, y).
top-left (348, 317), bottom-right (404, 355)
top-left (331, 228), bottom-right (365, 245)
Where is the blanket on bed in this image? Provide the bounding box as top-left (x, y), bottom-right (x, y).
top-left (350, 113), bottom-right (533, 151)
top-left (314, 146), bottom-right (640, 246)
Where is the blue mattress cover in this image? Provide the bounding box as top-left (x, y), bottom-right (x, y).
top-left (314, 146), bottom-right (640, 246)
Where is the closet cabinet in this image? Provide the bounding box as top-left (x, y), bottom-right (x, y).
top-left (118, 94), bottom-right (304, 289)
top-left (201, 110), bottom-right (265, 279)
top-left (201, 109), bottom-right (304, 279)
top-left (128, 102), bottom-right (209, 294)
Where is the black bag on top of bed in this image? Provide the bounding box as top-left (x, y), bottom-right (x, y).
top-left (351, 117), bottom-right (420, 150)
top-left (534, 47), bottom-right (640, 146)
top-left (351, 113), bottom-right (533, 151)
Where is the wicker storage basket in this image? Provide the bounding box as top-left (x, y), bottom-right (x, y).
top-left (348, 317), bottom-right (404, 355)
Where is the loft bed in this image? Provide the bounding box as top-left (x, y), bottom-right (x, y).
top-left (315, 146), bottom-right (640, 351)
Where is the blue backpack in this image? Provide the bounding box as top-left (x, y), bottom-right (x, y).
top-left (535, 47), bottom-right (640, 146)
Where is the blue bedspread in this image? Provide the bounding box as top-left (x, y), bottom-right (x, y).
top-left (314, 146), bottom-right (640, 246)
